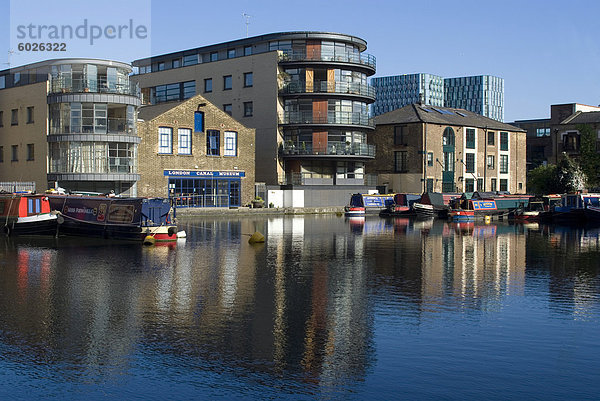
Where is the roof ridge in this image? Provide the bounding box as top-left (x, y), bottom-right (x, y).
top-left (561, 110), bottom-right (582, 124)
top-left (412, 104), bottom-right (426, 123)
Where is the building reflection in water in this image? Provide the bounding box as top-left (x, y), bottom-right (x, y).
top-left (529, 224), bottom-right (600, 320)
top-left (0, 216), bottom-right (599, 391)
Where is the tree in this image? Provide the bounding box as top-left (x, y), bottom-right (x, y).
top-left (556, 153), bottom-right (587, 193)
top-left (577, 124), bottom-right (600, 189)
top-left (528, 164), bottom-right (560, 195)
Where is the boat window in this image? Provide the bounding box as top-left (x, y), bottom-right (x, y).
top-left (27, 198), bottom-right (41, 214)
top-left (585, 197), bottom-right (600, 207)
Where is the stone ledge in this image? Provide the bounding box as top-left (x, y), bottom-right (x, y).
top-left (176, 206), bottom-right (345, 216)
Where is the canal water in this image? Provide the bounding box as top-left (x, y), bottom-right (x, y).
top-left (0, 215), bottom-right (599, 400)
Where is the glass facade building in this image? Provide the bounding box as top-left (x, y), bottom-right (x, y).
top-left (445, 75), bottom-right (504, 122)
top-left (132, 32), bottom-right (378, 191)
top-left (371, 73), bottom-right (444, 116)
top-left (371, 74), bottom-right (504, 122)
top-left (0, 59), bottom-right (141, 195)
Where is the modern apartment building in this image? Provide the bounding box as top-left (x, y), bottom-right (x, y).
top-left (0, 59), bottom-right (141, 195)
top-left (131, 31), bottom-right (378, 206)
top-left (369, 104), bottom-right (526, 194)
top-left (371, 73), bottom-right (444, 116)
top-left (371, 74), bottom-right (504, 122)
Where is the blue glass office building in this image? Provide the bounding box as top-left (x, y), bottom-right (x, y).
top-left (371, 74), bottom-right (504, 122)
top-left (371, 73), bottom-right (443, 116)
top-left (444, 75), bottom-right (504, 122)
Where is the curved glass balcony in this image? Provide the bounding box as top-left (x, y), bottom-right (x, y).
top-left (280, 141), bottom-right (375, 158)
top-left (280, 81), bottom-right (375, 100)
top-left (283, 172), bottom-right (375, 186)
top-left (279, 111), bottom-right (374, 128)
top-left (278, 51), bottom-right (376, 70)
top-left (48, 141), bottom-right (138, 174)
top-left (49, 77), bottom-right (139, 96)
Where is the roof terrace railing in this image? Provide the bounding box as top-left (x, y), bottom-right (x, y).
top-left (278, 51), bottom-right (376, 70)
top-left (49, 77), bottom-right (140, 97)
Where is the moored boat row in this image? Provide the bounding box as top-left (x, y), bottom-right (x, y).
top-left (345, 190), bottom-right (595, 226)
top-left (1, 192), bottom-right (180, 244)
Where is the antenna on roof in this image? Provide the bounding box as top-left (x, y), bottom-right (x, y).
top-left (5, 49), bottom-right (20, 67)
top-left (242, 12), bottom-right (252, 38)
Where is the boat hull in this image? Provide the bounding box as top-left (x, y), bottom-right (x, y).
top-left (49, 195), bottom-right (145, 241)
top-left (344, 207), bottom-right (366, 217)
top-left (379, 205), bottom-right (413, 217)
top-left (3, 214), bottom-right (58, 236)
top-left (449, 210), bottom-right (475, 222)
top-left (142, 225), bottom-right (178, 242)
top-left (11, 214), bottom-right (58, 236)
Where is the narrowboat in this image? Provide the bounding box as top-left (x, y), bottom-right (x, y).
top-left (0, 193), bottom-right (58, 236)
top-left (413, 192), bottom-right (460, 218)
top-left (511, 198), bottom-right (545, 221)
top-left (344, 193), bottom-right (395, 216)
top-left (47, 195), bottom-right (180, 243)
top-left (379, 193), bottom-right (421, 217)
top-left (547, 193), bottom-right (600, 225)
top-left (48, 194), bottom-right (146, 241)
top-left (448, 198), bottom-right (498, 222)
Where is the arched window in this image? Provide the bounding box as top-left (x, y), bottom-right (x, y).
top-left (443, 127), bottom-right (455, 146)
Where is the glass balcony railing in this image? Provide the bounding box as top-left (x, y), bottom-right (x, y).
top-left (278, 51), bottom-right (376, 70)
top-left (49, 118), bottom-right (136, 135)
top-left (49, 77), bottom-right (140, 97)
top-left (280, 141), bottom-right (375, 157)
top-left (280, 81), bottom-right (376, 99)
top-left (279, 111), bottom-right (374, 127)
top-left (283, 172), bottom-right (372, 186)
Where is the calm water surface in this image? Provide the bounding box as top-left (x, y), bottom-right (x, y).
top-left (0, 215), bottom-right (599, 400)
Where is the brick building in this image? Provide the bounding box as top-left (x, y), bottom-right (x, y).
top-left (369, 104), bottom-right (526, 194)
top-left (137, 94), bottom-right (255, 207)
top-left (511, 103), bottom-right (600, 170)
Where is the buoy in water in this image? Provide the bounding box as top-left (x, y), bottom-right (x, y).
top-left (484, 215), bottom-right (491, 224)
top-left (176, 230), bottom-right (187, 238)
top-left (143, 235), bottom-right (156, 246)
top-left (248, 231), bottom-right (265, 244)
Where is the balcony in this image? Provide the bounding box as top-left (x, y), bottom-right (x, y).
top-left (278, 51), bottom-right (376, 72)
top-left (49, 117), bottom-right (136, 136)
top-left (283, 172), bottom-right (371, 186)
top-left (49, 77), bottom-right (140, 97)
top-left (280, 81), bottom-right (376, 101)
top-left (279, 111), bottom-right (374, 128)
top-left (280, 141), bottom-right (375, 158)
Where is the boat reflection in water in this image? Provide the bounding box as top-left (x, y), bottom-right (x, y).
top-left (0, 215), bottom-right (599, 399)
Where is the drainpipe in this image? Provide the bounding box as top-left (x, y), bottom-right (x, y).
top-left (483, 125), bottom-right (487, 192)
top-left (423, 123), bottom-right (427, 193)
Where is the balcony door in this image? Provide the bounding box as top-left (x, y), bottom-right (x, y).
top-left (313, 131), bottom-right (328, 155)
top-left (313, 100), bottom-right (327, 124)
top-left (306, 40), bottom-right (320, 60)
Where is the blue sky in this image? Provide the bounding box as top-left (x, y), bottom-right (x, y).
top-left (1, 0), bottom-right (598, 122)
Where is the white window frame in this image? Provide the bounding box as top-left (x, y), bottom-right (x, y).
top-left (178, 128), bottom-right (192, 155)
top-left (158, 127), bottom-right (173, 154)
top-left (224, 131), bottom-right (237, 157)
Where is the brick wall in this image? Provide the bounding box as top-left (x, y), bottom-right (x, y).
top-left (137, 94), bottom-right (255, 204)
